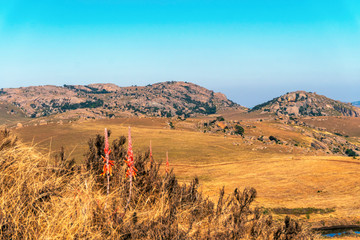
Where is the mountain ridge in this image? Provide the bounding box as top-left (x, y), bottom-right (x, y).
top-left (1, 84), bottom-right (358, 121)
top-left (0, 81), bottom-right (244, 120)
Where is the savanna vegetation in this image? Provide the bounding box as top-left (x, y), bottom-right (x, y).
top-left (11, 118), bottom-right (360, 225)
top-left (0, 129), bottom-right (315, 239)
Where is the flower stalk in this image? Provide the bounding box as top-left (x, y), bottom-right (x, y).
top-left (149, 140), bottom-right (153, 164)
top-left (100, 128), bottom-right (113, 195)
top-left (124, 127), bottom-right (137, 213)
top-left (165, 151), bottom-right (169, 174)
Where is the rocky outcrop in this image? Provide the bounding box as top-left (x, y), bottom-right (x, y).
top-left (311, 131), bottom-right (360, 156)
top-left (0, 81), bottom-right (242, 119)
top-left (251, 91), bottom-right (360, 117)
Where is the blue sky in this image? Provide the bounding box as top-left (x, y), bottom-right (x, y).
top-left (0, 0), bottom-right (359, 107)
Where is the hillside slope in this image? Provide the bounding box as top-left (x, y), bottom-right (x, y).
top-left (251, 91), bottom-right (360, 117)
top-left (0, 81), bottom-right (243, 120)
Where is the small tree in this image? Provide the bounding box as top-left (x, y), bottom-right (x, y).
top-left (216, 116), bottom-right (225, 121)
top-left (169, 121), bottom-right (175, 129)
top-left (345, 149), bottom-right (358, 157)
top-left (234, 125), bottom-right (244, 136)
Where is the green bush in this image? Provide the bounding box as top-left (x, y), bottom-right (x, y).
top-left (345, 149), bottom-right (358, 157)
top-left (234, 125), bottom-right (244, 136)
top-left (269, 136), bottom-right (279, 143)
top-left (216, 116), bottom-right (225, 121)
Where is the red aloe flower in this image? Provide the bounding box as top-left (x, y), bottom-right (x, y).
top-left (149, 140), bottom-right (153, 163)
top-left (124, 127), bottom-right (137, 178)
top-left (104, 129), bottom-right (111, 155)
top-left (100, 156), bottom-right (114, 176)
top-left (124, 127), bottom-right (137, 214)
top-left (100, 128), bottom-right (114, 176)
top-left (165, 151), bottom-right (169, 174)
top-left (100, 128), bottom-right (113, 196)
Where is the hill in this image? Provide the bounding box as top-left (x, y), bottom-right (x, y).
top-left (251, 91), bottom-right (360, 117)
top-left (0, 81), bottom-right (244, 122)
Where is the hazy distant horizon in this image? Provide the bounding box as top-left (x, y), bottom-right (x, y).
top-left (1, 1), bottom-right (359, 107)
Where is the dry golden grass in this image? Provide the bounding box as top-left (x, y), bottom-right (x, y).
top-left (13, 117), bottom-right (311, 164)
top-left (12, 117), bottom-right (360, 227)
top-left (301, 116), bottom-right (360, 138)
top-left (0, 102), bottom-right (28, 127)
top-left (0, 129), bottom-right (315, 239)
top-left (177, 155), bottom-right (360, 220)
top-left (0, 130), bottom-right (181, 238)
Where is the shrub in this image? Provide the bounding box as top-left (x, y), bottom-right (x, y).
top-left (345, 149), bottom-right (358, 157)
top-left (269, 136), bottom-right (280, 143)
top-left (216, 116), bottom-right (225, 121)
top-left (234, 125), bottom-right (244, 136)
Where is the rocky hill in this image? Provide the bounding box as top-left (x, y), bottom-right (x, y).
top-left (251, 91), bottom-right (360, 117)
top-left (0, 81), bottom-right (242, 120)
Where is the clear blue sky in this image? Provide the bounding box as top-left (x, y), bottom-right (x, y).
top-left (0, 0), bottom-right (359, 107)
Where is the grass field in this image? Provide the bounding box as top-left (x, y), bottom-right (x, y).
top-left (301, 116), bottom-right (360, 137)
top-left (0, 102), bottom-right (28, 127)
top-left (12, 117), bottom-right (360, 226)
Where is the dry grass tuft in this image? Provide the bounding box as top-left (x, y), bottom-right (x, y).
top-left (0, 129), bottom-right (316, 239)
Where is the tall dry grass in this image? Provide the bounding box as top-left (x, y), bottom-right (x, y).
top-left (0, 129), bottom-right (316, 239)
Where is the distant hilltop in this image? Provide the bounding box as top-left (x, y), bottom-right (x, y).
top-left (251, 91), bottom-right (360, 117)
top-left (0, 81), bottom-right (244, 119)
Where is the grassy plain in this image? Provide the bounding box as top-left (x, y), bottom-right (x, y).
top-left (12, 116), bottom-right (360, 226)
top-left (301, 116), bottom-right (360, 137)
top-left (0, 102), bottom-right (28, 127)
